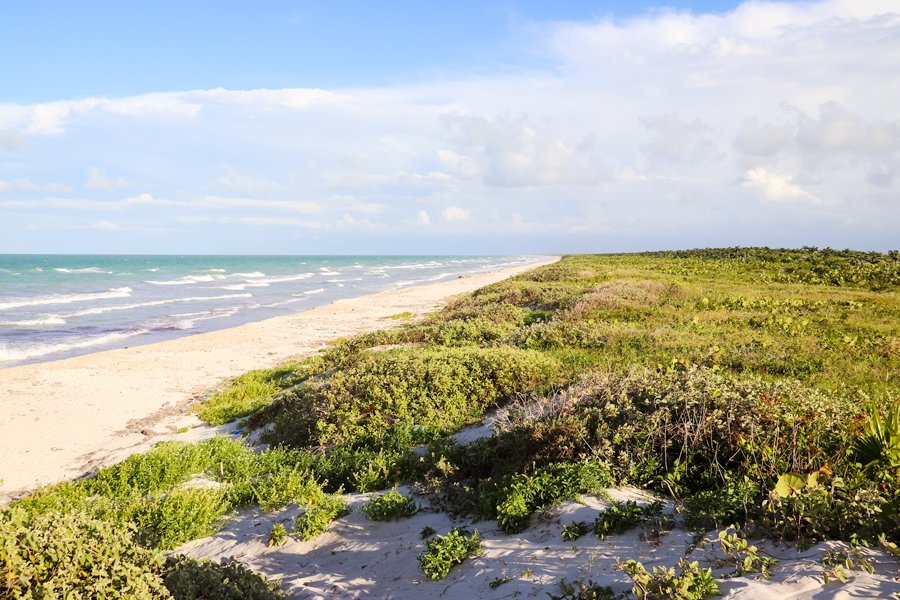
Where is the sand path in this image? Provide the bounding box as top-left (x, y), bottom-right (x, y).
top-left (0, 258), bottom-right (558, 500)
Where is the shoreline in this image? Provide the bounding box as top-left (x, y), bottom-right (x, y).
top-left (0, 257), bottom-right (560, 501)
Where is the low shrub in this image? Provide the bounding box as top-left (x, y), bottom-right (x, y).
top-left (197, 358), bottom-right (325, 425)
top-left (479, 461), bottom-right (612, 533)
top-left (543, 366), bottom-right (856, 494)
top-left (418, 528), bottom-right (482, 580)
top-left (0, 508), bottom-right (168, 599)
top-left (362, 491), bottom-right (418, 521)
top-left (292, 496), bottom-right (349, 541)
top-left (619, 558), bottom-right (719, 600)
top-left (261, 346), bottom-right (562, 448)
top-left (162, 556), bottom-right (283, 599)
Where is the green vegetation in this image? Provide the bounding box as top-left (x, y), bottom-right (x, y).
top-left (418, 528), bottom-right (482, 580)
top-left (3, 248), bottom-right (898, 595)
top-left (292, 496), bottom-right (349, 541)
top-left (383, 311), bottom-right (416, 320)
top-left (620, 559), bottom-right (719, 599)
top-left (362, 490), bottom-right (418, 521)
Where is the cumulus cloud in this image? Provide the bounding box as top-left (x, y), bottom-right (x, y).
top-left (1, 1), bottom-right (898, 251)
top-left (639, 114), bottom-right (721, 164)
top-left (795, 101), bottom-right (900, 164)
top-left (442, 206), bottom-right (471, 222)
top-left (733, 117), bottom-right (794, 159)
top-left (742, 168), bottom-right (821, 204)
top-left (440, 113), bottom-right (599, 187)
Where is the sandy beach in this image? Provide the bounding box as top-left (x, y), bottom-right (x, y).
top-left (0, 257), bottom-right (558, 501)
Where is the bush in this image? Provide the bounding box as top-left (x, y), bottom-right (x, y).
top-left (480, 461), bottom-right (612, 533)
top-left (549, 366), bottom-right (855, 493)
top-left (362, 491), bottom-right (418, 521)
top-left (262, 346), bottom-right (562, 448)
top-left (292, 496), bottom-right (349, 541)
top-left (0, 508), bottom-right (169, 599)
top-left (418, 528), bottom-right (482, 580)
top-left (163, 556), bottom-right (283, 599)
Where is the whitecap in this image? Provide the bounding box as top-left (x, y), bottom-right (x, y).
top-left (54, 267), bottom-right (111, 274)
top-left (0, 329), bottom-right (148, 363)
top-left (0, 316), bottom-right (67, 327)
top-left (57, 293), bottom-right (252, 318)
top-left (0, 287), bottom-right (133, 311)
top-left (145, 274), bottom-right (221, 285)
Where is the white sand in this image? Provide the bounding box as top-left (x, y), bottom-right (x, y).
top-left (176, 412), bottom-right (899, 599)
top-left (0, 257), bottom-right (558, 500)
top-left (177, 487), bottom-right (900, 599)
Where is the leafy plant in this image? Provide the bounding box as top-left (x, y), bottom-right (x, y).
top-left (820, 544), bottom-right (874, 584)
top-left (562, 521), bottom-right (591, 541)
top-left (701, 526), bottom-right (777, 578)
top-left (418, 528), bottom-right (481, 580)
top-left (292, 496), bottom-right (350, 542)
top-left (362, 490), bottom-right (418, 521)
top-left (854, 399), bottom-right (900, 474)
top-left (268, 523), bottom-right (287, 547)
top-left (0, 508), bottom-right (169, 599)
top-left (592, 501), bottom-right (668, 539)
top-left (619, 559), bottom-right (720, 600)
top-left (163, 556), bottom-right (283, 599)
top-left (483, 461), bottom-right (612, 533)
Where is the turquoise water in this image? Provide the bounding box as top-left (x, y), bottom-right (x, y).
top-left (0, 255), bottom-right (542, 368)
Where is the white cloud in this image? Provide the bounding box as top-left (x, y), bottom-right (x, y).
top-left (0, 179), bottom-right (72, 194)
top-left (87, 167), bottom-right (132, 191)
top-left (90, 220), bottom-right (120, 231)
top-left (742, 167), bottom-right (821, 204)
top-left (1, 1), bottom-right (899, 251)
top-left (197, 196), bottom-right (320, 214)
top-left (733, 117), bottom-right (794, 158)
top-left (639, 114), bottom-right (722, 164)
top-left (442, 206), bottom-right (471, 221)
top-left (795, 101), bottom-right (900, 161)
top-left (239, 216), bottom-right (321, 228)
top-left (440, 113), bottom-right (599, 187)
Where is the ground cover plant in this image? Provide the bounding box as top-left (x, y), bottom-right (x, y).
top-left (2, 248), bottom-right (898, 595)
top-left (418, 528), bottom-right (482, 580)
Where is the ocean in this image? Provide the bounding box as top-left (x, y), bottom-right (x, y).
top-left (0, 255), bottom-right (543, 369)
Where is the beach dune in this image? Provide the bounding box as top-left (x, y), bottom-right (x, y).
top-left (0, 258), bottom-right (558, 501)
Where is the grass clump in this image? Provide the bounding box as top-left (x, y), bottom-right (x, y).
top-left (362, 490), bottom-right (418, 521)
top-left (418, 528), bottom-right (482, 580)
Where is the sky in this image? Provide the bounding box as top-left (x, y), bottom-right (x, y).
top-left (0, 0), bottom-right (898, 254)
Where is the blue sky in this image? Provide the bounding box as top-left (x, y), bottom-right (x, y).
top-left (1, 1), bottom-right (897, 254)
top-left (2, 1), bottom-right (749, 102)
